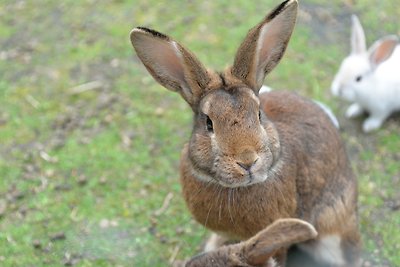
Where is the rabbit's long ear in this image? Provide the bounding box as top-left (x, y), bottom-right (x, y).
top-left (242, 218), bottom-right (317, 266)
top-left (231, 0), bottom-right (298, 92)
top-left (368, 35), bottom-right (398, 70)
top-left (351, 15), bottom-right (367, 54)
top-left (130, 27), bottom-right (210, 107)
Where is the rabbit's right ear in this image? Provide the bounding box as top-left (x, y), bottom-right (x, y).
top-left (368, 35), bottom-right (398, 70)
top-left (351, 15), bottom-right (367, 54)
top-left (130, 27), bottom-right (210, 107)
top-left (242, 218), bottom-right (317, 266)
top-left (231, 0), bottom-right (298, 92)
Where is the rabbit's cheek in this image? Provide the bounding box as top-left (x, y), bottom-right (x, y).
top-left (252, 163), bottom-right (269, 179)
top-left (189, 133), bottom-right (215, 166)
top-left (339, 85), bottom-right (357, 102)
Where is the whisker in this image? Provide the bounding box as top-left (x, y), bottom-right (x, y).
top-left (194, 178), bottom-right (215, 198)
top-left (204, 183), bottom-right (218, 231)
top-left (227, 188), bottom-right (236, 229)
top-left (217, 185), bottom-right (224, 222)
top-left (233, 187), bottom-right (238, 218)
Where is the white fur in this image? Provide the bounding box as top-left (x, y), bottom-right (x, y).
top-left (267, 258), bottom-right (278, 267)
top-left (331, 15), bottom-right (400, 132)
top-left (314, 100), bottom-right (340, 129)
top-left (260, 85), bottom-right (273, 94)
top-left (331, 54), bottom-right (369, 101)
top-left (299, 235), bottom-right (345, 266)
top-left (204, 233), bottom-right (229, 252)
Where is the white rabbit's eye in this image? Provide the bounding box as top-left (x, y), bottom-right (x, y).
top-left (355, 75), bottom-right (362, 82)
top-left (206, 115), bottom-right (214, 132)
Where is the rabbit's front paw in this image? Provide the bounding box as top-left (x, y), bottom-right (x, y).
top-left (345, 103), bottom-right (364, 119)
top-left (362, 117), bottom-right (384, 133)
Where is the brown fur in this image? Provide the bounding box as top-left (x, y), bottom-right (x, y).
top-left (130, 0), bottom-right (361, 266)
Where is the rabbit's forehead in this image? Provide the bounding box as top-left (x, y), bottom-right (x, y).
top-left (201, 87), bottom-right (260, 117)
top-left (341, 55), bottom-right (370, 78)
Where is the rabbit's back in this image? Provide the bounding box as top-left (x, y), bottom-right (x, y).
top-left (260, 90), bottom-right (356, 222)
top-left (260, 90), bottom-right (342, 151)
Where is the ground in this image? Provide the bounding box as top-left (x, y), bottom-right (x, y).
top-left (0, 0), bottom-right (399, 266)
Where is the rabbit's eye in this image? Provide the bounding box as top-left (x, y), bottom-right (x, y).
top-left (355, 75), bottom-right (362, 82)
top-left (206, 115), bottom-right (214, 132)
top-left (258, 110), bottom-right (262, 121)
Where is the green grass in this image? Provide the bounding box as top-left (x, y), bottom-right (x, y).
top-left (0, 0), bottom-right (399, 266)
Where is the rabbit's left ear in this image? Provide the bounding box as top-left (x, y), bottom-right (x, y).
top-left (130, 27), bottom-right (210, 108)
top-left (368, 35), bottom-right (398, 70)
top-left (231, 0), bottom-right (298, 92)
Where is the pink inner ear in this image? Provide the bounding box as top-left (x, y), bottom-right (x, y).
top-left (134, 33), bottom-right (186, 87)
top-left (257, 23), bottom-right (283, 67)
top-left (370, 39), bottom-right (397, 66)
top-left (254, 12), bottom-right (296, 87)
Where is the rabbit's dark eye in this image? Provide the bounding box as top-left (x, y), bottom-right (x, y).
top-left (258, 110), bottom-right (262, 121)
top-left (355, 75), bottom-right (362, 82)
top-left (206, 115), bottom-right (213, 132)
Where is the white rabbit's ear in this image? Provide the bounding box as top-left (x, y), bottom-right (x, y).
top-left (130, 27), bottom-right (210, 107)
top-left (368, 35), bottom-right (398, 70)
top-left (231, 0), bottom-right (298, 92)
top-left (241, 218), bottom-right (317, 266)
top-left (351, 15), bottom-right (367, 54)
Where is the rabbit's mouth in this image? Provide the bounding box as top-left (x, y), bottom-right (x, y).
top-left (216, 168), bottom-right (272, 188)
top-left (187, 146), bottom-right (279, 188)
top-left (210, 152), bottom-right (277, 188)
top-left (215, 172), bottom-right (266, 188)
top-left (189, 156), bottom-right (274, 188)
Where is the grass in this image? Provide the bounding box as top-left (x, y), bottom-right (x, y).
top-left (0, 0), bottom-right (399, 266)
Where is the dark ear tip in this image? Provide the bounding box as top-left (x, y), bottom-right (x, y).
top-left (130, 27), bottom-right (169, 41)
top-left (266, 0), bottom-right (298, 22)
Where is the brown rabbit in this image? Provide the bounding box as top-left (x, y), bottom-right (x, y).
top-left (185, 218), bottom-right (318, 267)
top-left (130, 0), bottom-right (361, 266)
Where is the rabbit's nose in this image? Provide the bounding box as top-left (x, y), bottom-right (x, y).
top-left (236, 150), bottom-right (258, 171)
top-left (237, 161), bottom-right (257, 171)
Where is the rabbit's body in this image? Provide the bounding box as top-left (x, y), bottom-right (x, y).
top-left (331, 15), bottom-right (400, 132)
top-left (130, 1), bottom-right (361, 266)
top-left (181, 89), bottom-right (359, 266)
top-left (181, 90), bottom-right (351, 239)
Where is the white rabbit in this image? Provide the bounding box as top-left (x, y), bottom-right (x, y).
top-left (331, 15), bottom-right (400, 132)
